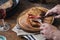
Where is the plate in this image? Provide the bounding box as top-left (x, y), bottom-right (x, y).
top-left (17, 6), bottom-right (54, 33)
top-left (0, 35), bottom-right (6, 40)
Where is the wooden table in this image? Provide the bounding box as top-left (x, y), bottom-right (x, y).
top-left (0, 1), bottom-right (40, 40)
top-left (0, 0), bottom-right (57, 40)
top-left (0, 12), bottom-right (24, 40)
top-left (0, 0), bottom-right (36, 40)
top-left (0, 0), bottom-right (25, 39)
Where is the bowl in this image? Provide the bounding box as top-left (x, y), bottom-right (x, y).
top-left (0, 35), bottom-right (6, 40)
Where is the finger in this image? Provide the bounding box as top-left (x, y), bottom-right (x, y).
top-left (45, 10), bottom-right (51, 16)
top-left (45, 9), bottom-right (57, 16)
top-left (53, 36), bottom-right (57, 40)
top-left (40, 24), bottom-right (47, 29)
top-left (40, 23), bottom-right (48, 29)
top-left (40, 30), bottom-right (46, 34)
top-left (54, 15), bottom-right (60, 18)
top-left (40, 26), bottom-right (45, 30)
top-left (40, 31), bottom-right (44, 34)
top-left (45, 10), bottom-right (53, 16)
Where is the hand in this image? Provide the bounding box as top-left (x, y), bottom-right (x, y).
top-left (40, 23), bottom-right (58, 39)
top-left (45, 5), bottom-right (60, 18)
top-left (53, 30), bottom-right (60, 40)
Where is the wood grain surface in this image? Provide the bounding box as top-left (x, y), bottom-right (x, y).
top-left (0, 0), bottom-right (57, 40)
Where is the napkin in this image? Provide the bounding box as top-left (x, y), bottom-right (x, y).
top-left (12, 24), bottom-right (46, 40)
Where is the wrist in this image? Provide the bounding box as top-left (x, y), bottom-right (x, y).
top-left (47, 28), bottom-right (58, 39)
top-left (52, 30), bottom-right (60, 39)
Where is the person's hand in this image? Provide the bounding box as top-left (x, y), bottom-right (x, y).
top-left (40, 23), bottom-right (58, 39)
top-left (45, 5), bottom-right (60, 18)
top-left (53, 30), bottom-right (60, 40)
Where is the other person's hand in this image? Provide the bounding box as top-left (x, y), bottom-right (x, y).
top-left (45, 5), bottom-right (60, 18)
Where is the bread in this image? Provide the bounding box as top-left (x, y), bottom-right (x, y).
top-left (17, 6), bottom-right (54, 33)
top-left (0, 0), bottom-right (13, 9)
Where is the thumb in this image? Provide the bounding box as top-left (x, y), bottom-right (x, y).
top-left (45, 9), bottom-right (57, 16)
top-left (45, 10), bottom-right (53, 16)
